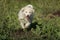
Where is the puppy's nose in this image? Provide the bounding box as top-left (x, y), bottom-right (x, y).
top-left (27, 15), bottom-right (30, 17)
top-left (26, 15), bottom-right (30, 19)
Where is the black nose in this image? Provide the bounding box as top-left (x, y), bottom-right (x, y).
top-left (27, 15), bottom-right (29, 17)
top-left (26, 15), bottom-right (30, 19)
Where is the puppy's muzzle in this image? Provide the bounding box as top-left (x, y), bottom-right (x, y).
top-left (26, 15), bottom-right (30, 20)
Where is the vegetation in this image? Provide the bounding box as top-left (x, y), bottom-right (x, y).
top-left (0, 0), bottom-right (60, 40)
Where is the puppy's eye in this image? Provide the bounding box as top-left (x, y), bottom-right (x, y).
top-left (29, 12), bottom-right (32, 13)
top-left (26, 11), bottom-right (27, 13)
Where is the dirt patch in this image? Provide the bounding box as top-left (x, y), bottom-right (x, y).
top-left (53, 10), bottom-right (60, 17)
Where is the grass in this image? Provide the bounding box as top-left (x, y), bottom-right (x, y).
top-left (0, 0), bottom-right (60, 40)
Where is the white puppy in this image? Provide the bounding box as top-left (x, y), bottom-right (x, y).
top-left (18, 4), bottom-right (34, 29)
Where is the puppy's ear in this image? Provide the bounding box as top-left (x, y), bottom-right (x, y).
top-left (20, 7), bottom-right (25, 13)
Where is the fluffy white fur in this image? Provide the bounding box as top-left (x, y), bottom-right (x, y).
top-left (18, 4), bottom-right (34, 29)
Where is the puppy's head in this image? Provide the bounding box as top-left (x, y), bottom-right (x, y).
top-left (23, 4), bottom-right (34, 17)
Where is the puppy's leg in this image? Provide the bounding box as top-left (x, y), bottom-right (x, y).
top-left (20, 21), bottom-right (25, 29)
top-left (25, 22), bottom-right (31, 28)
